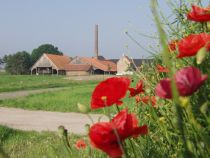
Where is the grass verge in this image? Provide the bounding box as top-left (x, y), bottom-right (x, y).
top-left (0, 125), bottom-right (105, 158)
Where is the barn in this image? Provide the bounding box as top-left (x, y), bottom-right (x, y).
top-left (30, 53), bottom-right (71, 75)
top-left (67, 56), bottom-right (117, 75)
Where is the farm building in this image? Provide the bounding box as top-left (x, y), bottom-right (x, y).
top-left (30, 53), bottom-right (71, 75)
top-left (69, 56), bottom-right (117, 74)
top-left (65, 64), bottom-right (92, 76)
top-left (30, 53), bottom-right (117, 75)
top-left (117, 54), bottom-right (153, 75)
top-left (30, 25), bottom-right (117, 75)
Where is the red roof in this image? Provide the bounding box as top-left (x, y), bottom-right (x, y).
top-left (80, 57), bottom-right (117, 72)
top-left (65, 64), bottom-right (91, 71)
top-left (45, 53), bottom-right (71, 70)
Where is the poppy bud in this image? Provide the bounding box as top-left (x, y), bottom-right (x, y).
top-left (58, 125), bottom-right (68, 138)
top-left (77, 103), bottom-right (89, 113)
top-left (208, 22), bottom-right (210, 30)
top-left (196, 47), bottom-right (208, 64)
top-left (200, 102), bottom-right (208, 115)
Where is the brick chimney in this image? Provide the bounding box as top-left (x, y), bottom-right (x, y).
top-left (94, 24), bottom-right (99, 59)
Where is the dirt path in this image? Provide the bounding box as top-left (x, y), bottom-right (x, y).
top-left (0, 107), bottom-right (108, 135)
top-left (0, 87), bottom-right (67, 100)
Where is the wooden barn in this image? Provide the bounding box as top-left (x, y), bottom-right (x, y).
top-left (30, 53), bottom-right (71, 75)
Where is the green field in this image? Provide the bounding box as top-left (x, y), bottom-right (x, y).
top-left (0, 125), bottom-right (105, 158)
top-left (0, 83), bottom-right (96, 112)
top-left (0, 82), bottom-right (135, 114)
top-left (0, 73), bottom-right (137, 113)
top-left (0, 74), bottom-right (97, 92)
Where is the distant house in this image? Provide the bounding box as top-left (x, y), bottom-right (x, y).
top-left (68, 56), bottom-right (117, 75)
top-left (30, 53), bottom-right (71, 75)
top-left (117, 54), bottom-right (153, 75)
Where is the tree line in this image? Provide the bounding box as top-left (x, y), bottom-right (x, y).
top-left (0, 44), bottom-right (63, 74)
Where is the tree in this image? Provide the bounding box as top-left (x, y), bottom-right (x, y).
top-left (4, 51), bottom-right (32, 74)
top-left (31, 44), bottom-right (63, 64)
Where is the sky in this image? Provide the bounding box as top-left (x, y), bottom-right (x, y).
top-left (0, 0), bottom-right (209, 59)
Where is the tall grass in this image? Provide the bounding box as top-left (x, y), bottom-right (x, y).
top-left (0, 125), bottom-right (105, 158)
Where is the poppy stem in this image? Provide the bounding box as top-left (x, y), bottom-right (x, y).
top-left (115, 105), bottom-right (120, 113)
top-left (104, 104), bottom-right (129, 158)
top-left (112, 127), bottom-right (129, 158)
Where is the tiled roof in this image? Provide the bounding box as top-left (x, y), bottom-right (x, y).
top-left (45, 53), bottom-right (71, 70)
top-left (65, 64), bottom-right (91, 71)
top-left (122, 55), bottom-right (153, 67)
top-left (109, 59), bottom-right (119, 64)
top-left (80, 57), bottom-right (117, 72)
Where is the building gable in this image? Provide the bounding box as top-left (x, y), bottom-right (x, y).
top-left (31, 54), bottom-right (57, 70)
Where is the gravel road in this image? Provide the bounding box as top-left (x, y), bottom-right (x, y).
top-left (0, 107), bottom-right (108, 135)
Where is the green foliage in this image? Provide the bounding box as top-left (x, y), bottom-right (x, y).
top-left (31, 44), bottom-right (63, 64)
top-left (4, 51), bottom-right (31, 75)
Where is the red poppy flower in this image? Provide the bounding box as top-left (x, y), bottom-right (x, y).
top-left (187, 5), bottom-right (210, 22)
top-left (91, 77), bottom-right (130, 109)
top-left (177, 33), bottom-right (210, 58)
top-left (89, 109), bottom-right (148, 158)
top-left (168, 40), bottom-right (178, 52)
top-left (75, 139), bottom-right (87, 150)
top-left (155, 66), bottom-right (208, 99)
top-left (128, 80), bottom-right (144, 97)
top-left (136, 96), bottom-right (156, 107)
top-left (156, 64), bottom-right (169, 73)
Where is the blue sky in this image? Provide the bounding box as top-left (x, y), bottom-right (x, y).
top-left (0, 0), bottom-right (209, 59)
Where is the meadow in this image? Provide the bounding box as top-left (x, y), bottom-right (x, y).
top-left (0, 83), bottom-right (97, 113)
top-left (0, 73), bottom-right (99, 92)
top-left (0, 74), bottom-right (72, 92)
top-left (0, 77), bottom-right (137, 114)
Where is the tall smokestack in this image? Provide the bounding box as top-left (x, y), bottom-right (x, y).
top-left (94, 24), bottom-right (99, 59)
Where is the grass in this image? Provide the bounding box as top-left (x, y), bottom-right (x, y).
top-left (0, 82), bottom-right (97, 112)
top-left (0, 125), bottom-right (105, 158)
top-left (0, 78), bottom-right (137, 113)
top-left (0, 74), bottom-right (98, 92)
